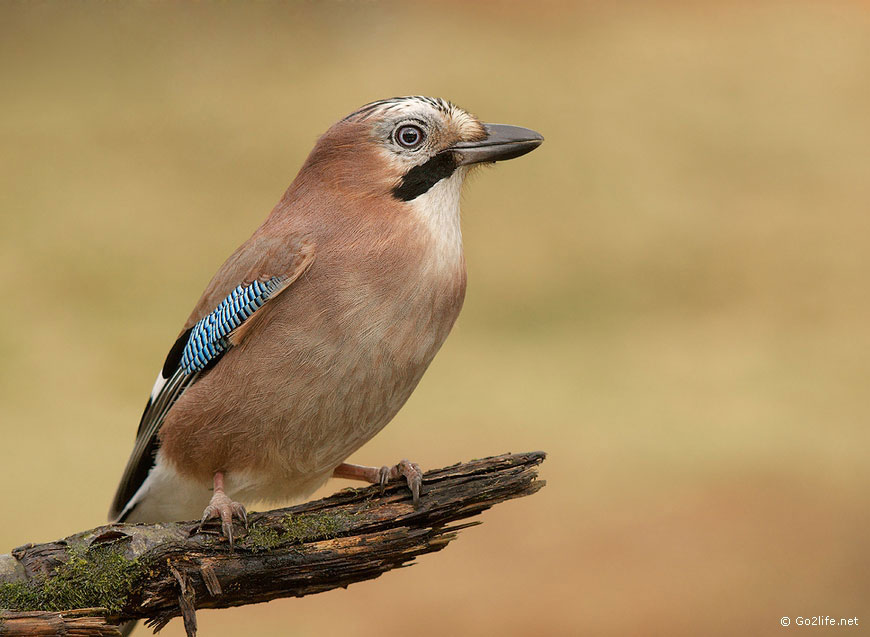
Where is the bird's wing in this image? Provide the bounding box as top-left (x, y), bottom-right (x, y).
top-left (110, 239), bottom-right (315, 522)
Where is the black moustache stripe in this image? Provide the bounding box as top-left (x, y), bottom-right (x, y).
top-left (392, 152), bottom-right (459, 202)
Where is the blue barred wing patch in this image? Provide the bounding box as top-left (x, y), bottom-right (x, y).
top-left (180, 277), bottom-right (285, 374)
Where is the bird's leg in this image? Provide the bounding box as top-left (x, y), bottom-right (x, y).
top-left (333, 459), bottom-right (423, 504)
top-left (198, 471), bottom-right (247, 547)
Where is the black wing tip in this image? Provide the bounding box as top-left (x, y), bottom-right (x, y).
top-left (163, 327), bottom-right (194, 378)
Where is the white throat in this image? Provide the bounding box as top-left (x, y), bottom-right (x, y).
top-left (407, 166), bottom-right (467, 272)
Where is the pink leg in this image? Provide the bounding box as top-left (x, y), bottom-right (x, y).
top-left (198, 471), bottom-right (247, 547)
top-left (333, 459), bottom-right (423, 504)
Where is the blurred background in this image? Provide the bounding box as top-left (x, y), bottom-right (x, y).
top-left (1, 1), bottom-right (868, 635)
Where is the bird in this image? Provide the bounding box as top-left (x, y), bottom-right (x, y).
top-left (109, 96), bottom-right (543, 544)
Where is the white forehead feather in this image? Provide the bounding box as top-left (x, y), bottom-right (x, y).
top-left (346, 96), bottom-right (483, 140)
top-left (348, 96), bottom-right (454, 121)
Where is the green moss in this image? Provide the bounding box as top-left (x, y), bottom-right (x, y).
top-left (0, 581), bottom-right (39, 610)
top-left (245, 524), bottom-right (284, 550)
top-left (281, 511), bottom-right (349, 543)
top-left (0, 544), bottom-right (140, 613)
top-left (246, 511), bottom-right (351, 552)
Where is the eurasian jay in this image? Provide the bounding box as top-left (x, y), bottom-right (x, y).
top-left (109, 96), bottom-right (543, 544)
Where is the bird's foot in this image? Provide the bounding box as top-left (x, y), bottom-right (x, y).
top-left (333, 459), bottom-right (423, 505)
top-left (196, 472), bottom-right (247, 547)
top-left (377, 460), bottom-right (423, 504)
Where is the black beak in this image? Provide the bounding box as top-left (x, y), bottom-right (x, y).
top-left (451, 123), bottom-right (544, 166)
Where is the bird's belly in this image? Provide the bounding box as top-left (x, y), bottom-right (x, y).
top-left (270, 333), bottom-right (432, 474)
top-left (159, 292), bottom-right (458, 504)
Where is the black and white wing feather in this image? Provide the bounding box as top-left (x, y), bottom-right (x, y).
top-left (110, 277), bottom-right (289, 522)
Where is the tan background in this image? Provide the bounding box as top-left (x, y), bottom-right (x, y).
top-left (1, 2), bottom-right (868, 635)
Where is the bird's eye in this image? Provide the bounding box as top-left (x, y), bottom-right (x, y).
top-left (395, 125), bottom-right (425, 149)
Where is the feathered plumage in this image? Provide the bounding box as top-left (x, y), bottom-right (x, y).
top-left (110, 96), bottom-right (542, 530)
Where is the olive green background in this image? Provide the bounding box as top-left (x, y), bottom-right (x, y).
top-left (1, 2), bottom-right (868, 635)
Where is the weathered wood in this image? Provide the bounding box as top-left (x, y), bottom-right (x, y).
top-left (0, 608), bottom-right (121, 636)
top-left (0, 452), bottom-right (545, 636)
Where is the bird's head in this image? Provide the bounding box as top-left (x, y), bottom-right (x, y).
top-left (297, 96), bottom-right (543, 210)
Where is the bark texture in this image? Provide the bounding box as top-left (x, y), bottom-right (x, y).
top-left (0, 452), bottom-right (546, 636)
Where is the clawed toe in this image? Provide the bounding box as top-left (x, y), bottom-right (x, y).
top-left (382, 459), bottom-right (423, 505)
top-left (396, 459), bottom-right (423, 505)
top-left (197, 478), bottom-right (247, 548)
top-left (232, 501), bottom-right (248, 527)
top-left (377, 465), bottom-right (392, 486)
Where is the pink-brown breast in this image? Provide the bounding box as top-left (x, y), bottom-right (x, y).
top-left (158, 191), bottom-right (467, 501)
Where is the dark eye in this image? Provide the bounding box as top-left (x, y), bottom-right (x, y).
top-left (395, 124), bottom-right (425, 149)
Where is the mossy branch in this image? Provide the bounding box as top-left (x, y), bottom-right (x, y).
top-left (0, 452), bottom-right (546, 637)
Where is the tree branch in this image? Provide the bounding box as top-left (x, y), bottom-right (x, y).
top-left (0, 452), bottom-right (546, 636)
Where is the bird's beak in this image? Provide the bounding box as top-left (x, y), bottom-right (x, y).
top-left (451, 123), bottom-right (544, 166)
